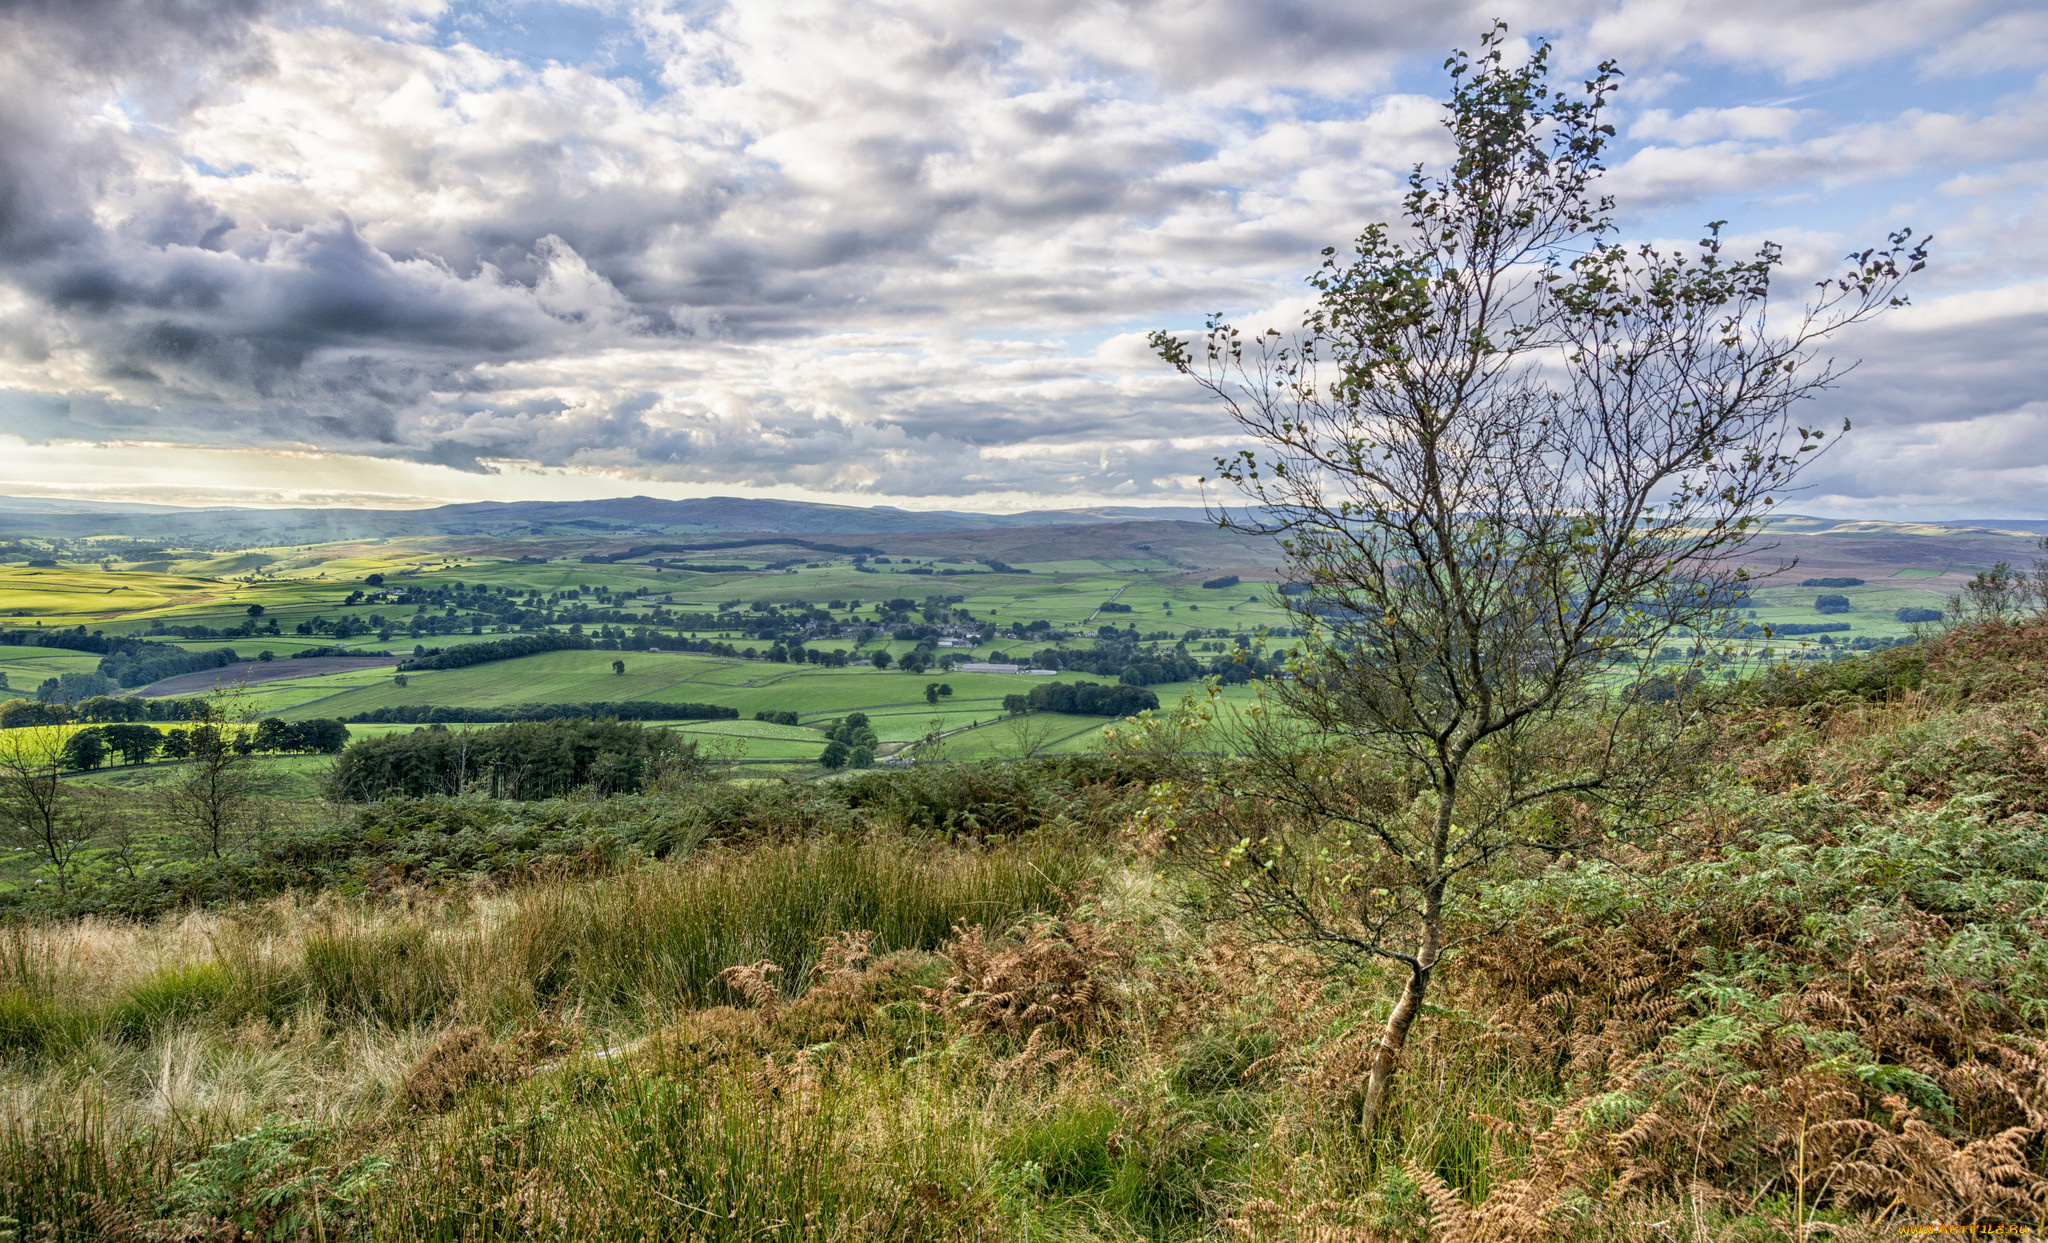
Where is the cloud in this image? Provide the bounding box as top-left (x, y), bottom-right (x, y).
top-left (0, 0), bottom-right (2042, 512)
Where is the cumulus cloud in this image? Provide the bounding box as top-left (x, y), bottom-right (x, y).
top-left (0, 0), bottom-right (2042, 511)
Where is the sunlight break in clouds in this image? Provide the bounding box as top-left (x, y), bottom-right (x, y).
top-left (0, 0), bottom-right (2043, 515)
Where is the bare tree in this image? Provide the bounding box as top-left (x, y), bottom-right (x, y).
top-left (1002, 712), bottom-right (1060, 760)
top-left (912, 716), bottom-right (954, 765)
top-left (1148, 26), bottom-right (1924, 1136)
top-left (156, 687), bottom-right (262, 861)
top-left (0, 726), bottom-right (93, 898)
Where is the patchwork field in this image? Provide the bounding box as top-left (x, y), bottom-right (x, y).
top-left (4, 510), bottom-right (2036, 776)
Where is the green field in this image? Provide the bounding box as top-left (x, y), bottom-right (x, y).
top-left (0, 535), bottom-right (1293, 776)
top-left (5, 523), bottom-right (1978, 777)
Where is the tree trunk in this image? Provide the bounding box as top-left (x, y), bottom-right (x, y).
top-left (1358, 882), bottom-right (1444, 1136)
top-left (1357, 957), bottom-right (1432, 1135)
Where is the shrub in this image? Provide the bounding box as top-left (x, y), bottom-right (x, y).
top-left (399, 1026), bottom-right (511, 1112)
top-left (1752, 639), bottom-right (1927, 714)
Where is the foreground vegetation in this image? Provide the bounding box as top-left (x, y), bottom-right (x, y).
top-left (0, 619), bottom-right (2043, 1239)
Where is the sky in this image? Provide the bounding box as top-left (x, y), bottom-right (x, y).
top-left (0, 0), bottom-right (2043, 517)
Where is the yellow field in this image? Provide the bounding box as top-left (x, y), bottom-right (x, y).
top-left (0, 566), bottom-right (234, 621)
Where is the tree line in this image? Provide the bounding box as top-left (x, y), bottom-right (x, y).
top-left (339, 701), bottom-right (736, 724)
top-left (1, 694), bottom-right (212, 729)
top-left (0, 626), bottom-right (242, 689)
top-left (397, 630), bottom-right (593, 671)
top-left (328, 718), bottom-right (700, 800)
top-left (55, 717), bottom-right (350, 771)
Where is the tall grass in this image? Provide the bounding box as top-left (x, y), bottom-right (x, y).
top-left (524, 833), bottom-right (1089, 1018)
top-left (371, 1052), bottom-right (999, 1241)
top-left (0, 831), bottom-right (1094, 1235)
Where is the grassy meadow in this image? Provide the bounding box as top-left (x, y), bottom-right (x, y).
top-left (0, 619), bottom-right (2043, 1239)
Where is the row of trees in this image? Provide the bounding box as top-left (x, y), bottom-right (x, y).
top-left (1002, 681), bottom-right (1160, 717)
top-left (55, 717), bottom-right (349, 772)
top-left (338, 701), bottom-right (734, 725)
top-left (1, 695), bottom-right (219, 729)
top-left (0, 626), bottom-right (242, 689)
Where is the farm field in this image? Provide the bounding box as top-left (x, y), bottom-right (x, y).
top-left (3, 513), bottom-right (2031, 779)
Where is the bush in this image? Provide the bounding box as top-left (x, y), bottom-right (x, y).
top-left (1753, 639), bottom-right (1927, 712)
top-left (1200, 575), bottom-right (1240, 590)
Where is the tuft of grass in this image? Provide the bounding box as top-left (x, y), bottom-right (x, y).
top-left (0, 987), bottom-right (100, 1058)
top-left (298, 921), bottom-right (457, 1028)
top-left (109, 962), bottom-right (234, 1039)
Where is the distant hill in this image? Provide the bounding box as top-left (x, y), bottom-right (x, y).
top-left (0, 497), bottom-right (2039, 581)
top-left (0, 494), bottom-right (1220, 544)
top-left (1761, 514), bottom-right (2048, 537)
